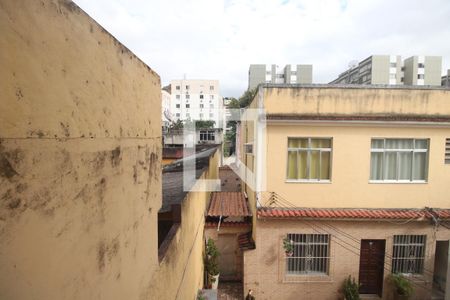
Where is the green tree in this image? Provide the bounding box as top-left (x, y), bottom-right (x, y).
top-left (238, 88), bottom-right (257, 108)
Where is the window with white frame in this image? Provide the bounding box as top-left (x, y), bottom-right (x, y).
top-left (185, 94), bottom-right (190, 99)
top-left (285, 234), bottom-right (330, 275)
top-left (370, 139), bottom-right (429, 182)
top-left (176, 95), bottom-right (180, 100)
top-left (199, 130), bottom-right (215, 141)
top-left (287, 138), bottom-right (332, 181)
top-left (392, 235), bottom-right (426, 274)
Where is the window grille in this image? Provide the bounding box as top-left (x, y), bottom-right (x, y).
top-left (285, 234), bottom-right (330, 275)
top-left (199, 130), bottom-right (215, 141)
top-left (392, 235), bottom-right (426, 274)
top-left (445, 138), bottom-right (450, 164)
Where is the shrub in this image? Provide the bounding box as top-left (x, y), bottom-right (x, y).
top-left (205, 238), bottom-right (220, 283)
top-left (343, 275), bottom-right (360, 300)
top-left (389, 273), bottom-right (413, 297)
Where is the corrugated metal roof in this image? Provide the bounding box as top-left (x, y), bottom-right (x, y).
top-left (207, 192), bottom-right (251, 217)
top-left (257, 207), bottom-right (450, 220)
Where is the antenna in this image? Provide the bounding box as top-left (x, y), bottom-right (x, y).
top-left (348, 60), bottom-right (358, 69)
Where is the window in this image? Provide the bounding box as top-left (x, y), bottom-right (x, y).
top-left (287, 138), bottom-right (332, 181)
top-left (175, 104), bottom-right (180, 108)
top-left (390, 63), bottom-right (397, 67)
top-left (446, 138), bottom-right (450, 164)
top-left (209, 113), bottom-right (213, 118)
top-left (200, 104), bottom-right (204, 108)
top-left (210, 95), bottom-right (214, 100)
top-left (199, 113), bottom-right (204, 119)
top-left (392, 235), bottom-right (426, 274)
top-left (244, 143), bottom-right (253, 154)
top-left (210, 104), bottom-right (214, 108)
top-left (175, 85), bottom-right (180, 90)
top-left (418, 63), bottom-right (425, 68)
top-left (186, 113), bottom-right (190, 118)
top-left (390, 74), bottom-right (396, 79)
top-left (200, 94), bottom-right (204, 99)
top-left (210, 85), bottom-right (214, 90)
top-left (200, 130), bottom-right (215, 141)
top-left (175, 113), bottom-right (180, 117)
top-left (186, 94), bottom-right (190, 99)
top-left (186, 104), bottom-right (190, 108)
top-left (370, 139), bottom-right (428, 182)
top-left (185, 85), bottom-right (189, 90)
top-left (176, 95), bottom-right (180, 100)
top-left (418, 74), bottom-right (424, 79)
top-left (285, 234), bottom-right (330, 275)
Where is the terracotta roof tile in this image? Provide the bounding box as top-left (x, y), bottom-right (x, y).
top-left (256, 207), bottom-right (449, 220)
top-left (205, 221), bottom-right (251, 228)
top-left (207, 192), bottom-right (252, 217)
top-left (238, 232), bottom-right (255, 250)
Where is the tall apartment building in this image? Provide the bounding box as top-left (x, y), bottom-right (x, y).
top-left (169, 79), bottom-right (222, 128)
top-left (330, 55), bottom-right (442, 86)
top-left (161, 89), bottom-right (171, 128)
top-left (443, 69), bottom-right (450, 87)
top-left (248, 64), bottom-right (313, 90)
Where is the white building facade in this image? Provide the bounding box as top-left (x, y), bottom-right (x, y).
top-left (169, 79), bottom-right (223, 128)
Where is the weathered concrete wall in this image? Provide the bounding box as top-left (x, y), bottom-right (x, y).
top-left (0, 1), bottom-right (161, 299)
top-left (146, 149), bottom-right (220, 300)
top-left (244, 220), bottom-right (450, 300)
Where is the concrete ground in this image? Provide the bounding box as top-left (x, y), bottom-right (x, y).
top-left (218, 282), bottom-right (243, 300)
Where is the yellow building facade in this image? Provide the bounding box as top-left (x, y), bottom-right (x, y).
top-left (240, 85), bottom-right (450, 300)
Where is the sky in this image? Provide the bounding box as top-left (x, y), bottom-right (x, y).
top-left (74, 0), bottom-right (450, 97)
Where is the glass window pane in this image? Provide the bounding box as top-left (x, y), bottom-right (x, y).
top-left (413, 152), bottom-right (427, 180)
top-left (320, 152), bottom-right (330, 180)
top-left (310, 150), bottom-right (320, 179)
top-left (386, 139), bottom-right (413, 149)
top-left (287, 151), bottom-right (297, 179)
top-left (371, 139), bottom-right (384, 149)
top-left (311, 139), bottom-right (331, 148)
top-left (384, 152), bottom-right (397, 180)
top-left (398, 152), bottom-right (412, 180)
top-left (288, 138), bottom-right (307, 148)
top-left (415, 139), bottom-right (428, 149)
top-left (298, 151), bottom-right (308, 179)
top-left (370, 152), bottom-right (383, 180)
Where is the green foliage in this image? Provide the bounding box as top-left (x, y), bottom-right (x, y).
top-left (389, 273), bottom-right (413, 297)
top-left (238, 88), bottom-right (257, 108)
top-left (196, 291), bottom-right (206, 300)
top-left (205, 238), bottom-right (220, 277)
top-left (282, 236), bottom-right (294, 254)
top-left (343, 275), bottom-right (360, 300)
top-left (195, 120), bottom-right (215, 129)
top-left (169, 119), bottom-right (184, 130)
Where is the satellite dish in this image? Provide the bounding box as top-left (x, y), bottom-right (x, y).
top-left (348, 60), bottom-right (359, 69)
top-left (163, 109), bottom-right (173, 122)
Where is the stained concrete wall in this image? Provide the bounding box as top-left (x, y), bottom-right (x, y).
top-left (0, 1), bottom-right (161, 299)
top-left (147, 148), bottom-right (220, 300)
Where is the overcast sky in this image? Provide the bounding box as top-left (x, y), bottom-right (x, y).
top-left (74, 0), bottom-right (450, 97)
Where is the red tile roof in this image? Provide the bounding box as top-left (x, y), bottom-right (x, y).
top-left (207, 192), bottom-right (251, 217)
top-left (205, 221), bottom-right (251, 228)
top-left (257, 207), bottom-right (450, 220)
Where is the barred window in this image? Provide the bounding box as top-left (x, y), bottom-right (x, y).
top-left (445, 138), bottom-right (450, 164)
top-left (285, 234), bottom-right (330, 275)
top-left (392, 235), bottom-right (426, 274)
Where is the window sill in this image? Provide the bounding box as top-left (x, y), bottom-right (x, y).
top-left (368, 180), bottom-right (427, 184)
top-left (283, 273), bottom-right (332, 283)
top-left (286, 180), bottom-right (331, 184)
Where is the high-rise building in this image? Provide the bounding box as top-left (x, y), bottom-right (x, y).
top-left (169, 79), bottom-right (222, 128)
top-left (442, 69), bottom-right (450, 87)
top-left (248, 64), bottom-right (313, 90)
top-left (403, 56), bottom-right (442, 86)
top-left (330, 55), bottom-right (442, 86)
top-left (161, 89), bottom-right (171, 128)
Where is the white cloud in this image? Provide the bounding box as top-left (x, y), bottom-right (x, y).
top-left (74, 0), bottom-right (450, 97)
